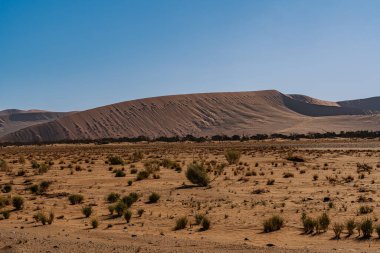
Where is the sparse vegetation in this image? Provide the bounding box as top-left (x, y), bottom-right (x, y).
top-left (186, 163), bottom-right (209, 186)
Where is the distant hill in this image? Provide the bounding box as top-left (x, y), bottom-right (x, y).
top-left (1, 90), bottom-right (380, 143)
top-left (0, 109), bottom-right (70, 139)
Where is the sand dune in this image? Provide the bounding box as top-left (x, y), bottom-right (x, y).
top-left (1, 90), bottom-right (380, 143)
top-left (0, 110), bottom-right (69, 139)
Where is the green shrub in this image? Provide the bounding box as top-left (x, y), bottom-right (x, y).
top-left (12, 196), bottom-right (24, 210)
top-left (360, 218), bottom-right (373, 238)
top-left (186, 163), bottom-right (209, 187)
top-left (2, 183), bottom-right (12, 193)
top-left (68, 194), bottom-right (84, 205)
top-left (108, 156), bottom-right (124, 165)
top-left (82, 206), bottom-right (92, 218)
top-left (359, 205), bottom-right (373, 214)
top-left (148, 192), bottom-right (160, 203)
top-left (195, 213), bottom-right (205, 225)
top-left (114, 201), bottom-right (127, 217)
top-left (174, 216), bottom-right (188, 230)
top-left (346, 218), bottom-right (356, 236)
top-left (224, 150), bottom-right (241, 165)
top-left (332, 222), bottom-right (344, 239)
top-left (2, 211), bottom-right (10, 219)
top-left (91, 218), bottom-right (99, 229)
top-left (263, 215), bottom-right (284, 233)
top-left (136, 170), bottom-right (150, 181)
top-left (301, 213), bottom-right (316, 234)
top-left (107, 192), bottom-right (120, 203)
top-left (124, 210), bottom-right (132, 223)
top-left (115, 170), bottom-right (126, 177)
top-left (201, 216), bottom-right (211, 231)
top-left (33, 212), bottom-right (47, 225)
top-left (137, 208), bottom-right (144, 217)
top-left (317, 212), bottom-right (330, 233)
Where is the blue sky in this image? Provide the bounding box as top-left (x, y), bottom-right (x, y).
top-left (1, 0), bottom-right (380, 111)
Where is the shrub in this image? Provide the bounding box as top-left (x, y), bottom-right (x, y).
top-left (263, 215), bottom-right (284, 233)
top-left (137, 208), bottom-right (144, 217)
top-left (224, 150), bottom-right (241, 165)
top-left (2, 183), bottom-right (12, 193)
top-left (115, 170), bottom-right (126, 177)
top-left (195, 213), bottom-right (205, 225)
top-left (0, 196), bottom-right (10, 208)
top-left (201, 216), bottom-right (210, 231)
top-left (114, 201), bottom-right (127, 217)
top-left (136, 170), bottom-right (150, 181)
top-left (2, 211), bottom-right (10, 219)
top-left (128, 180), bottom-right (133, 186)
top-left (48, 211), bottom-right (55, 225)
top-left (131, 151), bottom-right (144, 162)
top-left (107, 192), bottom-right (120, 203)
top-left (33, 212), bottom-right (47, 225)
top-left (332, 222), bottom-right (344, 239)
top-left (359, 205), bottom-right (373, 214)
top-left (360, 218), bottom-right (373, 238)
top-left (302, 214), bottom-right (316, 234)
top-left (12, 196), bottom-right (24, 210)
top-left (108, 205), bottom-right (115, 215)
top-left (286, 156), bottom-right (305, 162)
top-left (108, 156), bottom-right (124, 165)
top-left (68, 194), bottom-right (84, 205)
top-left (174, 216), bottom-right (188, 230)
top-left (317, 213), bottom-right (330, 233)
top-left (283, 172), bottom-right (294, 178)
top-left (39, 181), bottom-right (51, 193)
top-left (375, 224), bottom-right (380, 238)
top-left (121, 196), bottom-right (134, 208)
top-left (148, 192), bottom-right (160, 203)
top-left (82, 206), bottom-right (92, 218)
top-left (346, 218), bottom-right (356, 236)
top-left (266, 179), bottom-right (275, 185)
top-left (124, 210), bottom-right (132, 223)
top-left (91, 218), bottom-right (99, 229)
top-left (186, 163), bottom-right (209, 187)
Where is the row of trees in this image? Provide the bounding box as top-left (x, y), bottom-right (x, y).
top-left (2, 130), bottom-right (380, 146)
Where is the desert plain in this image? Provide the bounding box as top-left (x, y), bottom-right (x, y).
top-left (1, 139), bottom-right (380, 253)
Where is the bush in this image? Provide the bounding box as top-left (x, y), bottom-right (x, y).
top-left (114, 201), bottom-right (127, 217)
top-left (68, 194), bottom-right (84, 205)
top-left (332, 222), bottom-right (344, 239)
top-left (174, 216), bottom-right (188, 230)
top-left (201, 216), bottom-right (211, 231)
top-left (346, 218), bottom-right (356, 236)
top-left (91, 218), bottom-right (99, 229)
top-left (301, 214), bottom-right (316, 234)
top-left (131, 151), bottom-right (144, 162)
top-left (2, 211), bottom-right (10, 219)
top-left (82, 206), bottom-right (92, 218)
top-left (12, 196), bottom-right (24, 210)
top-left (124, 210), bottom-right (132, 223)
top-left (128, 180), bottom-right (133, 186)
top-left (263, 215), bottom-right (284, 233)
top-left (283, 172), bottom-right (294, 178)
top-left (0, 196), bottom-right (10, 208)
top-left (48, 211), bottom-right (55, 225)
top-left (115, 170), bottom-right (126, 177)
top-left (148, 192), bottom-right (160, 203)
top-left (33, 212), bottom-right (47, 225)
top-left (0, 159), bottom-right (9, 171)
top-left (359, 205), bottom-right (373, 214)
top-left (375, 224), bottom-right (380, 238)
top-left (2, 183), bottom-right (12, 193)
top-left (108, 156), bottom-right (124, 165)
top-left (136, 170), bottom-right (150, 181)
top-left (317, 213), bottom-right (330, 233)
top-left (186, 163), bottom-right (209, 187)
top-left (107, 192), bottom-right (120, 203)
top-left (39, 181), bottom-right (51, 193)
top-left (286, 156), bottom-right (305, 162)
top-left (224, 150), bottom-right (241, 165)
top-left (360, 218), bottom-right (373, 238)
top-left (137, 208), bottom-right (144, 217)
top-left (195, 213), bottom-right (205, 225)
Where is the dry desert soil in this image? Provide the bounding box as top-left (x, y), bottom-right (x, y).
top-left (1, 139), bottom-right (380, 252)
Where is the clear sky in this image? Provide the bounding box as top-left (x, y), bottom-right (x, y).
top-left (1, 0), bottom-right (380, 111)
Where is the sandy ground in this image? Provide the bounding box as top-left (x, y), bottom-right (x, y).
top-left (1, 139), bottom-right (380, 252)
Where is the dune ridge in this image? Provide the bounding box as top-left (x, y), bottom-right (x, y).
top-left (1, 90), bottom-right (380, 143)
